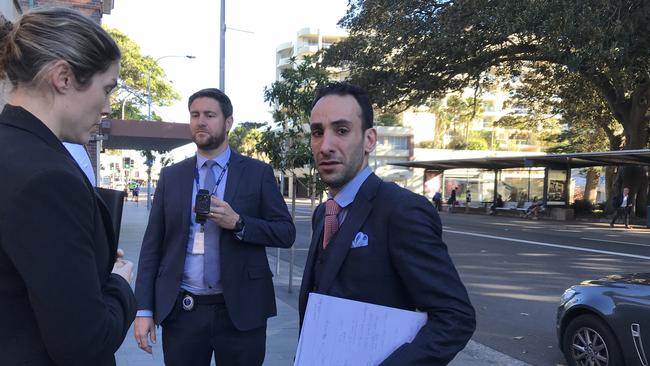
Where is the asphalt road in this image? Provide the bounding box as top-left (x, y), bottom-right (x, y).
top-left (269, 200), bottom-right (650, 365)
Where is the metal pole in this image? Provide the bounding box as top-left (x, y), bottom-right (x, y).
top-left (288, 178), bottom-right (296, 293)
top-left (219, 0), bottom-right (226, 91)
top-left (147, 71), bottom-right (152, 120)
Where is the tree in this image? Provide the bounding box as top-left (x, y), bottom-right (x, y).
top-left (261, 55), bottom-right (331, 199)
top-left (105, 28), bottom-right (180, 121)
top-left (105, 28), bottom-right (182, 208)
top-left (229, 122), bottom-right (265, 158)
top-left (325, 0), bottom-right (650, 215)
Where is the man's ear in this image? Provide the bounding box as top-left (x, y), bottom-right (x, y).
top-left (48, 60), bottom-right (74, 94)
top-left (364, 127), bottom-right (377, 154)
top-left (225, 116), bottom-right (234, 132)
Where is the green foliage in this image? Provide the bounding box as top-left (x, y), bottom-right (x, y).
top-left (260, 55), bottom-right (331, 198)
top-left (376, 112), bottom-right (401, 126)
top-left (417, 140), bottom-right (436, 148)
top-left (571, 199), bottom-right (596, 216)
top-left (229, 123), bottom-right (264, 157)
top-left (466, 137), bottom-right (489, 150)
top-left (326, 0), bottom-right (650, 150)
top-left (105, 28), bottom-right (180, 121)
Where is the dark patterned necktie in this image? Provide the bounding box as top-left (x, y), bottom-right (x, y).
top-left (322, 199), bottom-right (341, 249)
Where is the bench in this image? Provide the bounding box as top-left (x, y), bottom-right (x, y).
top-left (496, 201), bottom-right (518, 212)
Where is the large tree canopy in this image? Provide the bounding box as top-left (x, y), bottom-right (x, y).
top-left (106, 27), bottom-right (180, 122)
top-left (326, 0), bottom-right (650, 150)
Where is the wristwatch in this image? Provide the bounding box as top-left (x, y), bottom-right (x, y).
top-left (234, 216), bottom-right (245, 232)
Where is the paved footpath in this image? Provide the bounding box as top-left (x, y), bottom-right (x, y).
top-left (115, 200), bottom-right (530, 366)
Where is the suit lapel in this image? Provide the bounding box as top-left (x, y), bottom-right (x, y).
top-left (301, 204), bottom-right (325, 297)
top-left (178, 157), bottom-right (196, 242)
top-left (318, 174), bottom-right (381, 294)
top-left (94, 190), bottom-right (117, 274)
top-left (224, 151), bottom-right (244, 202)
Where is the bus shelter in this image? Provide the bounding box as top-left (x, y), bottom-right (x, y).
top-left (392, 149), bottom-right (650, 218)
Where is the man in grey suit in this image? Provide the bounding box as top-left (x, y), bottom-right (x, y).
top-left (134, 88), bottom-right (295, 366)
top-left (299, 83), bottom-right (475, 365)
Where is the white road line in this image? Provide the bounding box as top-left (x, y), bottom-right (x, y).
top-left (445, 230), bottom-right (650, 260)
top-left (580, 237), bottom-right (650, 247)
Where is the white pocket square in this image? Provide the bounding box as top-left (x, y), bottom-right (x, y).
top-left (351, 232), bottom-right (369, 248)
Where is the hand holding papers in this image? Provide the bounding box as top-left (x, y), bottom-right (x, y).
top-left (295, 293), bottom-right (427, 366)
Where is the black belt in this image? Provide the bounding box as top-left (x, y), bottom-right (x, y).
top-left (181, 291), bottom-right (225, 311)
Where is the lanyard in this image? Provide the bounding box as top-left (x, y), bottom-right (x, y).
top-left (194, 161), bottom-right (230, 196)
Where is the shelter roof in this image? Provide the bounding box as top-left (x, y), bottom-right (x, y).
top-left (391, 149), bottom-right (650, 171)
top-left (99, 119), bottom-right (192, 151)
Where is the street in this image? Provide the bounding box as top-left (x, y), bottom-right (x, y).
top-left (269, 200), bottom-right (650, 365)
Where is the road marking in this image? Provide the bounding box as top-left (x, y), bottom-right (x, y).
top-left (580, 237), bottom-right (650, 247)
top-left (445, 230), bottom-right (650, 260)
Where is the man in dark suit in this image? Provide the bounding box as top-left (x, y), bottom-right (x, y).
top-left (299, 83), bottom-right (475, 365)
top-left (134, 88), bottom-right (295, 366)
top-left (610, 187), bottom-right (634, 228)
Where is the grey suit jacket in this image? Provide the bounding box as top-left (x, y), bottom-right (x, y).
top-left (135, 151), bottom-right (295, 330)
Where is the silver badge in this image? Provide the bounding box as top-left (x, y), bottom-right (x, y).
top-left (182, 294), bottom-right (195, 311)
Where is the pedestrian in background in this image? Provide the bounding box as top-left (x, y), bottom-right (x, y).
top-left (610, 187), bottom-right (634, 229)
top-left (448, 187), bottom-right (458, 213)
top-left (432, 189), bottom-right (442, 211)
top-left (0, 7), bottom-right (135, 365)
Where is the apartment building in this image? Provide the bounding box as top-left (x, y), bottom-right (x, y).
top-left (276, 27), bottom-right (348, 80)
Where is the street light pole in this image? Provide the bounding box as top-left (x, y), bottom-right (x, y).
top-left (220, 0), bottom-right (226, 91)
top-left (145, 54), bottom-right (196, 211)
top-left (147, 54), bottom-right (196, 121)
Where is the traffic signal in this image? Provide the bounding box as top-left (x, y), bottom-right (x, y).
top-left (123, 157), bottom-right (130, 169)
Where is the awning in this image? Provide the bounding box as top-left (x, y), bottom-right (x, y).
top-left (391, 149), bottom-right (650, 171)
top-left (99, 119), bottom-right (192, 151)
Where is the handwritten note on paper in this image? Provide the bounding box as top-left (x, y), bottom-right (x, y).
top-left (294, 293), bottom-right (427, 366)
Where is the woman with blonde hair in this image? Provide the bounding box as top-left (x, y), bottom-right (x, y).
top-left (0, 7), bottom-right (135, 365)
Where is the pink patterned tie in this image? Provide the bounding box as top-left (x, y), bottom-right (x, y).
top-left (322, 199), bottom-right (342, 249)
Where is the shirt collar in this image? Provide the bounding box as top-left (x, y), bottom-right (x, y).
top-left (328, 166), bottom-right (372, 209)
top-left (196, 146), bottom-right (231, 169)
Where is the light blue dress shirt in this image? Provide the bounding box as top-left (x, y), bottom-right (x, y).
top-left (329, 166), bottom-right (372, 225)
top-left (137, 148), bottom-right (232, 318)
top-left (182, 147), bottom-right (231, 295)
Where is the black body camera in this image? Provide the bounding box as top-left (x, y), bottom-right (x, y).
top-left (195, 189), bottom-right (211, 223)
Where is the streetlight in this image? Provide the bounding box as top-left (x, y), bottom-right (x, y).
top-left (145, 54), bottom-right (196, 211)
top-left (146, 54), bottom-right (196, 121)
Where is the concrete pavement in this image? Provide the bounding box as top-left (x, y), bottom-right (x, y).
top-left (115, 199), bottom-right (530, 365)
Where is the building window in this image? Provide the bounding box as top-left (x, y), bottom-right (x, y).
top-left (380, 136), bottom-right (408, 150)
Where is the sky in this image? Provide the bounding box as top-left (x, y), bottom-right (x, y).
top-left (103, 0), bottom-right (349, 128)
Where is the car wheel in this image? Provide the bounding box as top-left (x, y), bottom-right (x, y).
top-left (562, 314), bottom-right (624, 366)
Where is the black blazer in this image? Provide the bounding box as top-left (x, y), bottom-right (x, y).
top-left (299, 173), bottom-right (475, 365)
top-left (612, 193), bottom-right (634, 209)
top-left (135, 151), bottom-right (295, 330)
top-left (0, 105), bottom-right (136, 366)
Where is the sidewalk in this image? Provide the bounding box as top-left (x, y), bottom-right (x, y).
top-left (115, 200), bottom-right (530, 366)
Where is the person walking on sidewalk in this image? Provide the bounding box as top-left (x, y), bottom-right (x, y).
top-left (134, 88), bottom-right (295, 366)
top-left (610, 187), bottom-right (634, 229)
top-left (432, 189), bottom-right (442, 211)
top-left (299, 82), bottom-right (475, 365)
top-left (0, 8), bottom-right (135, 366)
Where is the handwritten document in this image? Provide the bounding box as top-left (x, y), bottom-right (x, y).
top-left (294, 293), bottom-right (427, 366)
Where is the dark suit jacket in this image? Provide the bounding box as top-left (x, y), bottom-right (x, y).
top-left (0, 105), bottom-right (136, 366)
top-left (135, 151), bottom-right (295, 330)
top-left (299, 173), bottom-right (475, 365)
top-left (612, 193), bottom-right (634, 209)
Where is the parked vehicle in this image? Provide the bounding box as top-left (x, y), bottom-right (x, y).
top-left (557, 273), bottom-right (650, 366)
